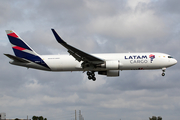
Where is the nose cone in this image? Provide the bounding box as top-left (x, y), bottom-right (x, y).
top-left (172, 59), bottom-right (177, 65)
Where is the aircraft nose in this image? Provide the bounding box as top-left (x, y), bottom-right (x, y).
top-left (173, 59), bottom-right (177, 65)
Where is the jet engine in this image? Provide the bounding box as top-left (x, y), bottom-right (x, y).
top-left (101, 60), bottom-right (120, 70)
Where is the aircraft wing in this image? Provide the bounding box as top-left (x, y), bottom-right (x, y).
top-left (51, 29), bottom-right (105, 65)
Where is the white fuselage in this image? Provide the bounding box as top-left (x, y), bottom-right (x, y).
top-left (29, 52), bottom-right (177, 71)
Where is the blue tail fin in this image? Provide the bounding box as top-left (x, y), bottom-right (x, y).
top-left (6, 30), bottom-right (39, 59)
top-left (5, 30), bottom-right (50, 69)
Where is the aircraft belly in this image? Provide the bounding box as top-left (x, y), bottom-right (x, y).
top-left (120, 64), bottom-right (148, 70)
top-left (45, 58), bottom-right (81, 71)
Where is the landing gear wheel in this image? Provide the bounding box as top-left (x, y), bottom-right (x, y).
top-left (92, 77), bottom-right (96, 81)
top-left (87, 71), bottom-right (91, 76)
top-left (87, 71), bottom-right (96, 81)
top-left (88, 76), bottom-right (92, 80)
top-left (162, 73), bottom-right (165, 76)
top-left (92, 73), bottom-right (95, 77)
top-left (161, 68), bottom-right (166, 77)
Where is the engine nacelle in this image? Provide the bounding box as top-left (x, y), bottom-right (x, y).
top-left (101, 60), bottom-right (120, 70)
top-left (98, 70), bottom-right (119, 77)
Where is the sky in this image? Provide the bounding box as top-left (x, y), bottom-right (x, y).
top-left (0, 0), bottom-right (180, 120)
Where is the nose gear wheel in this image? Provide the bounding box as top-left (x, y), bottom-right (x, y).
top-left (162, 68), bottom-right (166, 76)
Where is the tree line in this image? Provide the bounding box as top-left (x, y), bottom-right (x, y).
top-left (149, 116), bottom-right (162, 120)
top-left (32, 116), bottom-right (47, 120)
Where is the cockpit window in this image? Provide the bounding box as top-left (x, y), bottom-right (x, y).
top-left (168, 56), bottom-right (173, 58)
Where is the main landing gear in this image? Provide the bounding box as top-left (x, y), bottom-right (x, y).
top-left (87, 71), bottom-right (96, 81)
top-left (162, 68), bottom-right (166, 76)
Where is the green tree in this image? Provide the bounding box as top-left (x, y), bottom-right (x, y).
top-left (15, 118), bottom-right (19, 120)
top-left (149, 116), bottom-right (162, 120)
top-left (149, 116), bottom-right (157, 120)
top-left (157, 116), bottom-right (162, 120)
top-left (32, 116), bottom-right (47, 120)
top-left (38, 116), bottom-right (44, 120)
top-left (32, 116), bottom-right (38, 120)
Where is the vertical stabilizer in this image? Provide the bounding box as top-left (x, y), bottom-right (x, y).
top-left (5, 30), bottom-right (50, 70)
top-left (6, 30), bottom-right (39, 58)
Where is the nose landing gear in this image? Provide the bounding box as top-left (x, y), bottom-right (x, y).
top-left (87, 71), bottom-right (96, 81)
top-left (162, 68), bottom-right (166, 76)
top-left (162, 73), bottom-right (165, 76)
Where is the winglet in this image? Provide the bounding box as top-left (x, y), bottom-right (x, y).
top-left (51, 29), bottom-right (66, 44)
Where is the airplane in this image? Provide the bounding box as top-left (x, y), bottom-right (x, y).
top-left (4, 29), bottom-right (177, 81)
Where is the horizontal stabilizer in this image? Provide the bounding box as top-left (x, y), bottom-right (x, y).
top-left (4, 54), bottom-right (30, 63)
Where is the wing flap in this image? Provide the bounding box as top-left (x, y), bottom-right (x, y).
top-left (68, 49), bottom-right (82, 62)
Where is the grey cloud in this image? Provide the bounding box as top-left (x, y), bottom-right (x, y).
top-left (1, 0), bottom-right (180, 120)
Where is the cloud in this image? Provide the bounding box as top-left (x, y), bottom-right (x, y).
top-left (0, 0), bottom-right (180, 120)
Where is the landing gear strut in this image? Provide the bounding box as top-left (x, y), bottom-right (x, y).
top-left (87, 71), bottom-right (96, 81)
top-left (162, 68), bottom-right (166, 76)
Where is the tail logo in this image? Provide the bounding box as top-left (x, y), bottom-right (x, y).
top-left (12, 46), bottom-right (26, 51)
top-left (6, 30), bottom-right (50, 70)
top-left (149, 54), bottom-right (155, 63)
top-left (8, 32), bottom-right (19, 38)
